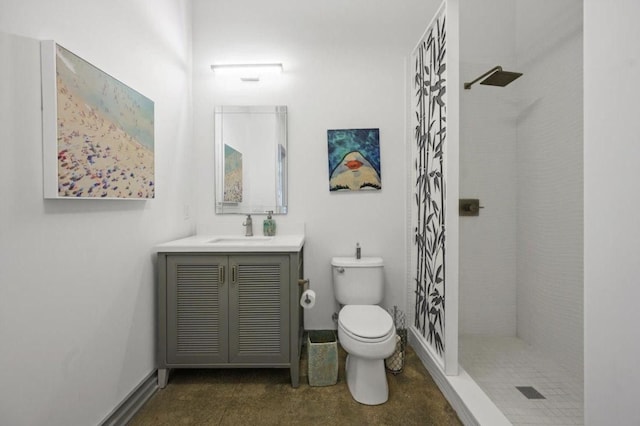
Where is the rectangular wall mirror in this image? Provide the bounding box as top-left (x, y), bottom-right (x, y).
top-left (214, 105), bottom-right (288, 214)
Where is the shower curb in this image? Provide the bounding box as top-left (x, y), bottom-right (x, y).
top-left (409, 327), bottom-right (511, 426)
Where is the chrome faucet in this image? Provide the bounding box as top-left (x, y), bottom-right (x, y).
top-left (243, 214), bottom-right (253, 236)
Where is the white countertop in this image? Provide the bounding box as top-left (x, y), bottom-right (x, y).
top-left (155, 234), bottom-right (305, 253)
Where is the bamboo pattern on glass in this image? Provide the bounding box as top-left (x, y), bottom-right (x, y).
top-left (413, 10), bottom-right (446, 356)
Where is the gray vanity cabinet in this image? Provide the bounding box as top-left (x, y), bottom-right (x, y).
top-left (158, 251), bottom-right (303, 388)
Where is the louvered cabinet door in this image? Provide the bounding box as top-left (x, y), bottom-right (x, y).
top-left (166, 255), bottom-right (229, 364)
top-left (228, 255), bottom-right (290, 364)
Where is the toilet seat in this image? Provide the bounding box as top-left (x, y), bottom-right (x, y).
top-left (339, 305), bottom-right (394, 342)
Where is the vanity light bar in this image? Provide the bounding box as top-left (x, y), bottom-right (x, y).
top-left (210, 63), bottom-right (283, 81)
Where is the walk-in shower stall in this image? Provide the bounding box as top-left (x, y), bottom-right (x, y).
top-left (408, 1), bottom-right (583, 424)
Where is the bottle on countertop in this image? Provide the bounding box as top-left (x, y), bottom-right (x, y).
top-left (263, 210), bottom-right (276, 236)
top-left (356, 242), bottom-right (361, 259)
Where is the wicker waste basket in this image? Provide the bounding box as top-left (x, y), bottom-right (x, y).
top-left (385, 306), bottom-right (407, 374)
top-left (307, 330), bottom-right (338, 386)
top-left (385, 328), bottom-right (407, 374)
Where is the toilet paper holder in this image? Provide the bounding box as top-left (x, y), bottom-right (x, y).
top-left (298, 279), bottom-right (312, 305)
top-left (298, 278), bottom-right (310, 290)
top-left (299, 280), bottom-right (316, 310)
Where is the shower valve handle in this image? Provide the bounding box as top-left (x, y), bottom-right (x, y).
top-left (463, 203), bottom-right (480, 213)
top-left (459, 199), bottom-right (485, 216)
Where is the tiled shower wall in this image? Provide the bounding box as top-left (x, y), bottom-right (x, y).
top-left (515, 0), bottom-right (583, 383)
top-left (459, 0), bottom-right (583, 383)
top-left (459, 0), bottom-right (518, 337)
top-left (417, 0), bottom-right (582, 389)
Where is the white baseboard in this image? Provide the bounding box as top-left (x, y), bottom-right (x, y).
top-left (100, 370), bottom-right (158, 426)
top-left (409, 327), bottom-right (511, 426)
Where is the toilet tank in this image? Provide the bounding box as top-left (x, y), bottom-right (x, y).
top-left (331, 257), bottom-right (384, 305)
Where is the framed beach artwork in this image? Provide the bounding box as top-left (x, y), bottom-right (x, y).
top-left (41, 41), bottom-right (155, 199)
top-left (327, 128), bottom-right (381, 192)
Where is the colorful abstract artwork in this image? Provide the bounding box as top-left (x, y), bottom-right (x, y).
top-left (41, 41), bottom-right (155, 199)
top-left (223, 144), bottom-right (243, 202)
top-left (327, 128), bottom-right (381, 192)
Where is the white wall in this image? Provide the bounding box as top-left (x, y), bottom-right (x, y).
top-left (515, 0), bottom-right (583, 382)
top-left (459, 0), bottom-right (518, 336)
top-left (191, 0), bottom-right (440, 329)
top-left (0, 1), bottom-right (193, 425)
top-left (584, 1), bottom-right (640, 424)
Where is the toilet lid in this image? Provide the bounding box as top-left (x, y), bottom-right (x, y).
top-left (339, 305), bottom-right (394, 339)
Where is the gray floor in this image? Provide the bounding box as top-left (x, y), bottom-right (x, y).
top-left (129, 345), bottom-right (462, 425)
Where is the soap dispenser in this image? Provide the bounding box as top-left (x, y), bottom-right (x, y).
top-left (263, 211), bottom-right (276, 236)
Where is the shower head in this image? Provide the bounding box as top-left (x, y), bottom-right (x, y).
top-left (464, 66), bottom-right (523, 90)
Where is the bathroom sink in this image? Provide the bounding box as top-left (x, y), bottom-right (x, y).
top-left (156, 234), bottom-right (304, 253)
top-left (155, 234), bottom-right (304, 253)
top-left (207, 236), bottom-right (273, 244)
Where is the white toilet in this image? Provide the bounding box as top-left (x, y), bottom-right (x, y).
top-left (332, 256), bottom-right (397, 405)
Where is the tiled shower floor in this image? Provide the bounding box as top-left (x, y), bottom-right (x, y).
top-left (460, 335), bottom-right (583, 425)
